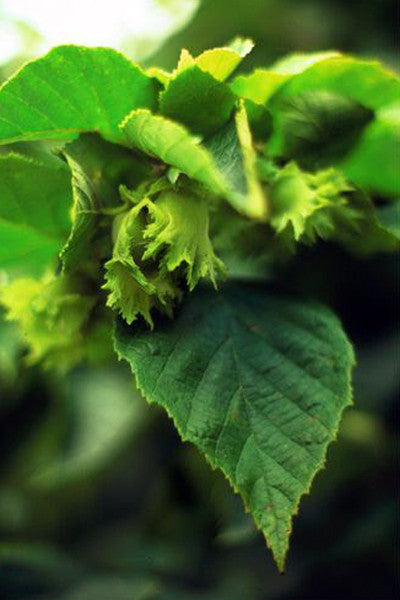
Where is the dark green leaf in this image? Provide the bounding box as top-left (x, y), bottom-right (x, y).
top-left (114, 283), bottom-right (354, 570)
top-left (375, 202), bottom-right (400, 239)
top-left (267, 91), bottom-right (373, 167)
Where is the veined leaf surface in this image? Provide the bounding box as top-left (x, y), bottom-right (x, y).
top-left (0, 45), bottom-right (159, 145)
top-left (121, 109), bottom-right (228, 195)
top-left (114, 283), bottom-right (354, 570)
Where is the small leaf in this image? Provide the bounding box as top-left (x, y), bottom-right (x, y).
top-left (160, 37), bottom-right (254, 85)
top-left (0, 45), bottom-right (159, 145)
top-left (121, 109), bottom-right (228, 195)
top-left (206, 102), bottom-right (268, 219)
top-left (0, 153), bottom-right (72, 278)
top-left (114, 283), bottom-right (354, 571)
top-left (60, 155), bottom-right (99, 271)
top-left (160, 65), bottom-right (236, 137)
top-left (192, 37), bottom-right (254, 81)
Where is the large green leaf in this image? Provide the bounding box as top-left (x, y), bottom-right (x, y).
top-left (114, 283), bottom-right (354, 570)
top-left (160, 65), bottom-right (236, 137)
top-left (0, 153), bottom-right (72, 278)
top-left (0, 45), bottom-right (159, 145)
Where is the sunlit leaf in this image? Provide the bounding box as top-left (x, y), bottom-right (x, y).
top-left (0, 45), bottom-right (159, 145)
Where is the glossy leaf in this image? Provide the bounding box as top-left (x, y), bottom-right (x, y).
top-left (115, 283), bottom-right (354, 570)
top-left (264, 56), bottom-right (400, 195)
top-left (266, 90), bottom-right (373, 167)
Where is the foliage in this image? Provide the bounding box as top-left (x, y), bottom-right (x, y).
top-left (0, 37), bottom-right (399, 574)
